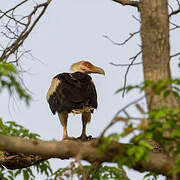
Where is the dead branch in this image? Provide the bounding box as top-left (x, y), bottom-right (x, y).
top-left (122, 50), bottom-right (142, 97)
top-left (176, 0), bottom-right (180, 6)
top-left (170, 21), bottom-right (180, 31)
top-left (100, 95), bottom-right (145, 137)
top-left (112, 0), bottom-right (139, 8)
top-left (122, 168), bottom-right (130, 180)
top-left (110, 62), bottom-right (142, 66)
top-left (132, 15), bottom-right (141, 23)
top-left (0, 0), bottom-right (28, 20)
top-left (168, 0), bottom-right (180, 17)
top-left (0, 135), bottom-right (175, 176)
top-left (75, 154), bottom-right (88, 180)
top-left (170, 52), bottom-right (180, 58)
top-left (135, 103), bottom-right (145, 114)
top-left (168, 4), bottom-right (174, 15)
top-left (169, 8), bottom-right (180, 17)
top-left (103, 30), bottom-right (140, 46)
top-left (169, 0), bottom-right (180, 17)
top-left (0, 0), bottom-right (52, 62)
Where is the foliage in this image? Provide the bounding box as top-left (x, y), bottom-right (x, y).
top-left (1, 61), bottom-right (180, 179)
top-left (0, 61), bottom-right (54, 179)
top-left (116, 78), bottom-right (180, 100)
top-left (76, 165), bottom-right (124, 180)
top-left (48, 162), bottom-right (125, 180)
top-left (0, 120), bottom-right (53, 180)
top-left (0, 62), bottom-right (31, 105)
top-left (107, 76), bottom-right (180, 179)
top-left (0, 120), bottom-right (40, 138)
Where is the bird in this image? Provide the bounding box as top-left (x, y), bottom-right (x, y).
top-left (46, 61), bottom-right (105, 140)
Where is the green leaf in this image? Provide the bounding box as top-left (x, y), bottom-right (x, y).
top-left (23, 170), bottom-right (29, 180)
top-left (163, 90), bottom-right (171, 99)
top-left (170, 129), bottom-right (180, 138)
top-left (0, 62), bottom-right (31, 105)
top-left (175, 157), bottom-right (180, 164)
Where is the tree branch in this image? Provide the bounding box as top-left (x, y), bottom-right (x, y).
top-left (110, 62), bottom-right (142, 66)
top-left (122, 50), bottom-right (142, 97)
top-left (103, 30), bottom-right (140, 46)
top-left (169, 8), bottom-right (180, 17)
top-left (132, 15), bottom-right (141, 23)
top-left (100, 95), bottom-right (145, 138)
top-left (0, 0), bottom-right (52, 62)
top-left (112, 0), bottom-right (139, 8)
top-left (0, 135), bottom-right (175, 176)
top-left (170, 52), bottom-right (180, 58)
top-left (170, 21), bottom-right (180, 31)
top-left (0, 151), bottom-right (47, 170)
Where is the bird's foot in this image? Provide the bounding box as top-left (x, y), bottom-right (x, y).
top-left (62, 136), bottom-right (75, 141)
top-left (77, 135), bottom-right (94, 141)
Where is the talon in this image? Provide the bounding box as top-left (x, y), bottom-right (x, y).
top-left (62, 136), bottom-right (75, 141)
top-left (77, 135), bottom-right (93, 141)
top-left (87, 135), bottom-right (93, 140)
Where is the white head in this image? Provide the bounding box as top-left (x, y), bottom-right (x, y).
top-left (71, 61), bottom-right (105, 75)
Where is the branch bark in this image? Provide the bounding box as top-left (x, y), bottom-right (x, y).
top-left (0, 151), bottom-right (47, 170)
top-left (112, 0), bottom-right (139, 8)
top-left (0, 135), bottom-right (174, 176)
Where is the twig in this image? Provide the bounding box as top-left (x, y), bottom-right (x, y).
top-left (75, 154), bottom-right (88, 180)
top-left (103, 30), bottom-right (140, 46)
top-left (135, 103), bottom-right (145, 114)
top-left (170, 21), bottom-right (180, 31)
top-left (110, 62), bottom-right (142, 66)
top-left (0, 10), bottom-right (26, 26)
top-left (132, 15), bottom-right (141, 23)
top-left (0, 0), bottom-right (28, 19)
top-left (0, 0), bottom-right (52, 62)
top-left (176, 0), bottom-right (180, 7)
top-left (122, 168), bottom-right (130, 180)
top-left (169, 8), bottom-right (180, 17)
top-left (122, 50), bottom-right (142, 97)
top-left (122, 109), bottom-right (130, 118)
top-left (100, 95), bottom-right (145, 138)
top-left (168, 4), bottom-right (174, 14)
top-left (170, 52), bottom-right (180, 58)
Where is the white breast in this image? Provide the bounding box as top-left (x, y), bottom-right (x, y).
top-left (46, 78), bottom-right (61, 101)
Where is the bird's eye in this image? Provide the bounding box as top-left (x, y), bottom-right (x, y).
top-left (83, 62), bottom-right (93, 68)
top-left (81, 68), bottom-right (87, 72)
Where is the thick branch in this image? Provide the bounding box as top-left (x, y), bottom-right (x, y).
top-left (112, 0), bottom-right (139, 8)
top-left (0, 151), bottom-right (47, 170)
top-left (0, 135), bottom-right (174, 176)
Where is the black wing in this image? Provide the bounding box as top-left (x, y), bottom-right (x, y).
top-left (47, 72), bottom-right (97, 114)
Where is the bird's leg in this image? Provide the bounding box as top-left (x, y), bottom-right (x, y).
top-left (78, 111), bottom-right (92, 141)
top-left (58, 111), bottom-right (70, 140)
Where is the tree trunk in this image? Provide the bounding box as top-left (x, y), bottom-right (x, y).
top-left (140, 1), bottom-right (180, 179)
top-left (140, 0), bottom-right (179, 110)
